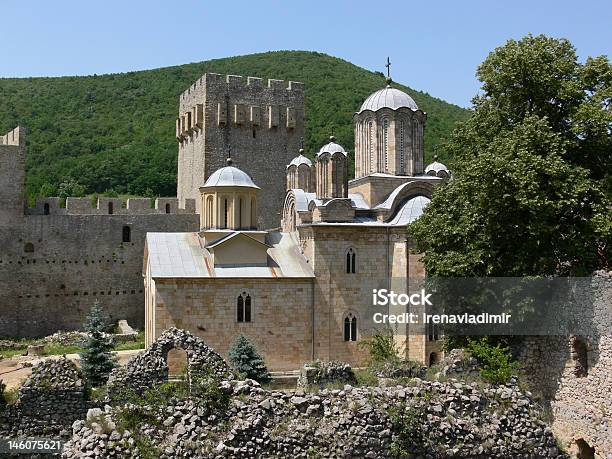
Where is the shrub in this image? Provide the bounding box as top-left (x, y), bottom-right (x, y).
top-left (228, 334), bottom-right (270, 383)
top-left (466, 337), bottom-right (520, 385)
top-left (358, 328), bottom-right (400, 363)
top-left (79, 301), bottom-right (117, 387)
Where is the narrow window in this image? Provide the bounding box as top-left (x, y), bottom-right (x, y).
top-left (239, 198), bottom-right (243, 229)
top-left (346, 248), bottom-right (356, 274)
top-left (122, 226), bottom-right (131, 243)
top-left (245, 295), bottom-right (252, 322)
top-left (344, 313), bottom-right (357, 341)
top-left (399, 120), bottom-right (405, 174)
top-left (165, 203), bottom-right (171, 214)
top-left (223, 198), bottom-right (228, 229)
top-left (383, 118), bottom-right (389, 172)
top-left (237, 295), bottom-right (244, 322)
top-left (344, 317), bottom-right (350, 341)
top-left (43, 203), bottom-right (50, 215)
top-left (237, 292), bottom-right (252, 323)
top-left (24, 243), bottom-right (34, 253)
top-left (252, 129), bottom-right (256, 138)
top-left (108, 202), bottom-right (114, 214)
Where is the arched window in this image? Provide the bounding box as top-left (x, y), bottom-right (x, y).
top-left (165, 203), bottom-right (171, 214)
top-left (343, 313), bottom-right (357, 341)
top-left (108, 202), bottom-right (114, 214)
top-left (368, 120), bottom-right (375, 172)
top-left (24, 242), bottom-right (34, 253)
top-left (122, 226), bottom-right (131, 243)
top-left (237, 292), bottom-right (252, 323)
top-left (399, 120), bottom-right (405, 174)
top-left (428, 322), bottom-right (439, 341)
top-left (43, 203), bottom-right (50, 215)
top-left (346, 248), bottom-right (356, 274)
top-left (206, 196), bottom-right (214, 228)
top-left (382, 118), bottom-right (389, 172)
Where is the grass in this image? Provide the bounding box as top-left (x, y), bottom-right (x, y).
top-left (0, 331), bottom-right (145, 358)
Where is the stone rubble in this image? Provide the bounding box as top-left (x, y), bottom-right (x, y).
top-left (62, 376), bottom-right (565, 458)
top-left (296, 360), bottom-right (357, 388)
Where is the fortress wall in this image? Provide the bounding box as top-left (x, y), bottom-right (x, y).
top-left (518, 272), bottom-right (611, 458)
top-left (177, 73), bottom-right (305, 229)
top-left (0, 212), bottom-right (199, 337)
top-left (28, 197), bottom-right (196, 215)
top-left (0, 127), bottom-right (26, 226)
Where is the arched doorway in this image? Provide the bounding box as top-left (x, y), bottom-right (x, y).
top-left (166, 347), bottom-right (189, 378)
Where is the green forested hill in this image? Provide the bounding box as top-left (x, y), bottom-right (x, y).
top-left (0, 51), bottom-right (469, 200)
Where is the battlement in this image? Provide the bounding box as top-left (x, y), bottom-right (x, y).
top-left (0, 126), bottom-right (26, 147)
top-left (180, 73), bottom-right (304, 100)
top-left (27, 197), bottom-right (196, 216)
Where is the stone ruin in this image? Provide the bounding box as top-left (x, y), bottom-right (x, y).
top-left (296, 360), bottom-right (357, 388)
top-left (0, 357), bottom-right (88, 437)
top-left (63, 376), bottom-right (566, 458)
top-left (107, 328), bottom-right (231, 399)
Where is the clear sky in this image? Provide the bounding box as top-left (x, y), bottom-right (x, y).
top-left (1, 0), bottom-right (610, 107)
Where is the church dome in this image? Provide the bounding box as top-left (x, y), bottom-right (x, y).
top-left (202, 161), bottom-right (260, 189)
top-left (359, 85), bottom-right (418, 113)
top-left (425, 157), bottom-right (450, 177)
top-left (317, 136), bottom-right (347, 157)
top-left (287, 152), bottom-right (313, 169)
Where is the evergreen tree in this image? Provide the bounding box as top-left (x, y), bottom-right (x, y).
top-left (228, 334), bottom-right (271, 383)
top-left (79, 301), bottom-right (117, 387)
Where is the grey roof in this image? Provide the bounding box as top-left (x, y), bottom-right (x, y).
top-left (202, 166), bottom-right (260, 189)
top-left (387, 195), bottom-right (430, 226)
top-left (359, 86), bottom-right (418, 113)
top-left (287, 154), bottom-right (312, 168)
top-left (145, 231), bottom-right (314, 279)
top-left (425, 160), bottom-right (449, 174)
top-left (317, 141), bottom-right (347, 157)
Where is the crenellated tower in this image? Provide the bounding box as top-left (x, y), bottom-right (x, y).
top-left (176, 73), bottom-right (305, 230)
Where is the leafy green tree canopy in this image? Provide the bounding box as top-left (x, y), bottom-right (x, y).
top-left (411, 35), bottom-right (611, 277)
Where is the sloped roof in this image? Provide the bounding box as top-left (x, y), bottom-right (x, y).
top-left (145, 231), bottom-right (314, 279)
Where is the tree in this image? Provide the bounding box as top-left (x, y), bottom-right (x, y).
top-left (227, 334), bottom-right (270, 383)
top-left (411, 35), bottom-right (611, 277)
top-left (79, 301), bottom-right (117, 387)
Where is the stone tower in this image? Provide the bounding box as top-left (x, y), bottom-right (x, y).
top-left (0, 126), bottom-right (26, 228)
top-left (353, 79), bottom-right (426, 177)
top-left (315, 136), bottom-right (348, 199)
top-left (286, 148), bottom-right (314, 193)
top-left (176, 73), bottom-right (305, 229)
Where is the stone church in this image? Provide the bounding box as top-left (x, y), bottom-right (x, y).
top-left (144, 76), bottom-right (450, 370)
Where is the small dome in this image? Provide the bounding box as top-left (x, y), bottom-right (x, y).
top-left (202, 165), bottom-right (260, 189)
top-left (317, 136), bottom-right (347, 157)
top-left (425, 158), bottom-right (450, 177)
top-left (359, 86), bottom-right (418, 113)
top-left (287, 153), bottom-right (312, 169)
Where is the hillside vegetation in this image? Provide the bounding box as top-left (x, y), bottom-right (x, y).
top-left (0, 51), bottom-right (469, 201)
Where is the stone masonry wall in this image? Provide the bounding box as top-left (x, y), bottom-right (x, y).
top-left (518, 272), bottom-right (611, 458)
top-left (0, 206), bottom-right (198, 337)
top-left (149, 278), bottom-right (315, 371)
top-left (177, 73), bottom-right (305, 230)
